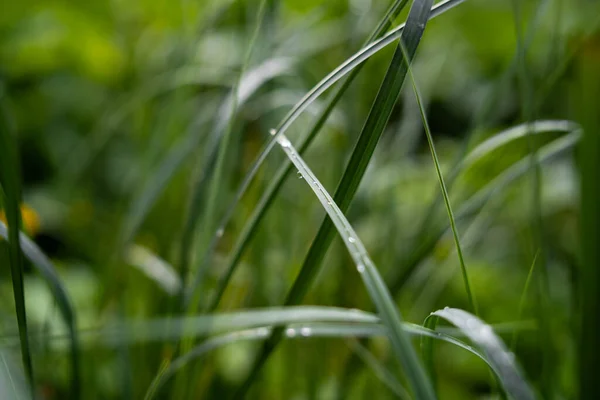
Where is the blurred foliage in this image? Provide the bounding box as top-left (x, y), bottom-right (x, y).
top-left (0, 0), bottom-right (599, 398)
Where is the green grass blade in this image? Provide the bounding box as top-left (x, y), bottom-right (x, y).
top-left (270, 130), bottom-right (436, 399)
top-left (184, 0), bottom-right (270, 304)
top-left (399, 38), bottom-right (478, 314)
top-left (198, 0), bottom-right (411, 310)
top-left (510, 250), bottom-right (539, 351)
top-left (0, 221), bottom-right (81, 398)
top-left (0, 99), bottom-right (34, 394)
top-left (576, 42), bottom-right (600, 400)
top-left (430, 308), bottom-right (535, 400)
top-left (178, 57), bottom-right (293, 292)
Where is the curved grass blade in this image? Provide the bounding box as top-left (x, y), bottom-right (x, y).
top-left (0, 221), bottom-right (81, 398)
top-left (233, 1), bottom-right (439, 397)
top-left (427, 308), bottom-right (535, 400)
top-left (399, 38), bottom-right (477, 314)
top-left (184, 0), bottom-right (466, 307)
top-left (0, 100), bottom-right (34, 393)
top-left (188, 0), bottom-right (411, 308)
top-left (146, 318), bottom-right (497, 400)
top-left (270, 130), bottom-right (435, 399)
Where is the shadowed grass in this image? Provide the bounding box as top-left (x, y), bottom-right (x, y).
top-left (0, 99), bottom-right (34, 395)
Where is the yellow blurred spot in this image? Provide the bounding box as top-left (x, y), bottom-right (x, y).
top-left (0, 203), bottom-right (41, 237)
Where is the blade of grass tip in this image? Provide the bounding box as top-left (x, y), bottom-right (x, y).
top-left (429, 308), bottom-right (535, 400)
top-left (0, 100), bottom-right (34, 393)
top-left (197, 0), bottom-right (411, 310)
top-left (0, 222), bottom-right (81, 398)
top-left (184, 0), bottom-right (270, 307)
top-left (233, 1), bottom-right (439, 396)
top-left (275, 130), bottom-right (436, 398)
top-left (186, 0), bottom-right (466, 309)
top-left (390, 128), bottom-right (581, 294)
top-left (399, 38), bottom-right (478, 315)
top-left (510, 250), bottom-right (539, 351)
top-left (576, 40), bottom-right (600, 400)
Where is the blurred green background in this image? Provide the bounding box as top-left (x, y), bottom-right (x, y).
top-left (1, 0), bottom-right (599, 398)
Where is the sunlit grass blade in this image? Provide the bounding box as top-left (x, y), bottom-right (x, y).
top-left (0, 350), bottom-right (30, 400)
top-left (186, 0), bottom-right (466, 310)
top-left (390, 129), bottom-right (581, 293)
top-left (234, 2), bottom-right (439, 396)
top-left (426, 308), bottom-right (535, 400)
top-left (273, 130), bottom-right (435, 398)
top-left (0, 221), bottom-right (81, 398)
top-left (0, 100), bottom-right (34, 393)
top-left (198, 0), bottom-right (410, 310)
top-left (399, 38), bottom-right (477, 314)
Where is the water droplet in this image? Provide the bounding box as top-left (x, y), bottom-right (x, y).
top-left (300, 327), bottom-right (311, 337)
top-left (327, 200), bottom-right (332, 205)
top-left (286, 328), bottom-right (296, 338)
top-left (216, 228), bottom-right (224, 238)
top-left (269, 128), bottom-right (277, 136)
top-left (277, 136), bottom-right (291, 148)
top-left (297, 171), bottom-right (303, 179)
top-left (348, 237), bottom-right (356, 243)
top-left (479, 324), bottom-right (493, 338)
top-left (357, 264), bottom-right (365, 273)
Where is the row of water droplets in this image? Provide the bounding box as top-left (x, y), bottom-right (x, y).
top-left (272, 129), bottom-right (366, 274)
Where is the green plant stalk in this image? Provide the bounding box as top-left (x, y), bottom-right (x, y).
top-left (233, 0), bottom-right (435, 396)
top-left (577, 39), bottom-right (600, 400)
top-left (173, 1), bottom-right (271, 397)
top-left (186, 0), bottom-right (269, 308)
top-left (510, 250), bottom-right (539, 350)
top-left (399, 39), bottom-right (478, 315)
top-left (0, 100), bottom-right (34, 395)
top-left (203, 0), bottom-right (410, 311)
top-left (511, 1), bottom-right (555, 396)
